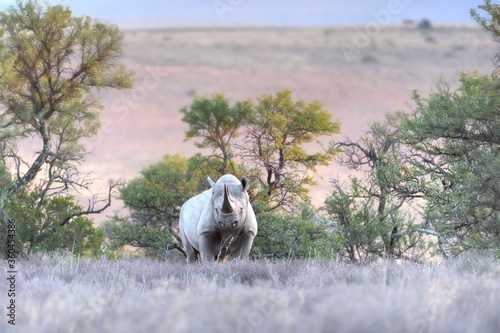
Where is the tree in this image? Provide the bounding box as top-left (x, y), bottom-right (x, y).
top-left (326, 72), bottom-right (500, 260)
top-left (114, 90), bottom-right (340, 258)
top-left (252, 204), bottom-right (333, 259)
top-left (6, 189), bottom-right (106, 256)
top-left (471, 0), bottom-right (500, 74)
top-left (326, 113), bottom-right (430, 262)
top-left (239, 90), bottom-right (341, 212)
top-left (181, 90), bottom-right (341, 213)
top-left (323, 3), bottom-right (500, 260)
top-left (399, 73), bottom-right (500, 256)
top-left (180, 93), bottom-right (253, 176)
top-left (108, 155), bottom-right (200, 258)
top-left (0, 0), bottom-right (133, 256)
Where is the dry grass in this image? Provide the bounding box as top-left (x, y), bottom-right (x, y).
top-left (2, 254), bottom-right (499, 333)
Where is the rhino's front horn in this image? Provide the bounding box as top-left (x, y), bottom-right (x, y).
top-left (221, 184), bottom-right (234, 214)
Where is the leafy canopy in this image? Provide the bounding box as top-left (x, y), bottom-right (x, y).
top-left (181, 89), bottom-right (341, 212)
top-left (109, 155), bottom-right (202, 258)
top-left (400, 72), bottom-right (500, 254)
top-left (0, 0), bottom-right (132, 257)
top-left (6, 189), bottom-right (106, 256)
top-left (180, 93), bottom-right (253, 175)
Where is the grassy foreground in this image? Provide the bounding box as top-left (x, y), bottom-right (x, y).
top-left (1, 254), bottom-right (499, 333)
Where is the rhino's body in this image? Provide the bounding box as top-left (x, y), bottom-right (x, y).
top-left (179, 174), bottom-right (257, 263)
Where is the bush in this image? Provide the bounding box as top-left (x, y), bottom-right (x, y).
top-left (252, 207), bottom-right (333, 259)
top-left (108, 154), bottom-right (202, 258)
top-left (5, 190), bottom-right (105, 256)
top-left (417, 18), bottom-right (432, 29)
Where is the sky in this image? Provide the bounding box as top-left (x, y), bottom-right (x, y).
top-left (0, 0), bottom-right (488, 29)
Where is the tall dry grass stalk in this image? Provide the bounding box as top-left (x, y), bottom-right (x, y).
top-left (1, 253), bottom-right (499, 333)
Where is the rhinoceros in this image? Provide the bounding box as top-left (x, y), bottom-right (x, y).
top-left (179, 174), bottom-right (258, 263)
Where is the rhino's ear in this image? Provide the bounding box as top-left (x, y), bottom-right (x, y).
top-left (240, 176), bottom-right (250, 191)
top-left (207, 176), bottom-right (216, 188)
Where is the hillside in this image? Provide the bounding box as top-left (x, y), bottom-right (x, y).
top-left (67, 25), bottom-right (498, 222)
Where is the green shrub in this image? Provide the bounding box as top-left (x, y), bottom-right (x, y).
top-left (5, 190), bottom-right (105, 256)
top-left (252, 207), bottom-right (333, 259)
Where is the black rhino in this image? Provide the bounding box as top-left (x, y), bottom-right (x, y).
top-left (179, 174), bottom-right (258, 263)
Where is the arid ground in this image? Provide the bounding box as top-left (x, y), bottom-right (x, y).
top-left (20, 24), bottom-right (498, 223)
top-left (1, 254), bottom-right (499, 333)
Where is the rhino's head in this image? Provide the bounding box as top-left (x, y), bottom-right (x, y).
top-left (208, 176), bottom-right (250, 231)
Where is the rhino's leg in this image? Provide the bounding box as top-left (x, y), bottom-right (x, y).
top-left (185, 245), bottom-right (199, 264)
top-left (236, 233), bottom-right (255, 260)
top-left (180, 228), bottom-right (199, 264)
top-left (199, 233), bottom-right (218, 262)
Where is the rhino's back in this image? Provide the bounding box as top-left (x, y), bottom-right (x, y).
top-left (216, 174), bottom-right (240, 184)
top-left (179, 189), bottom-right (212, 251)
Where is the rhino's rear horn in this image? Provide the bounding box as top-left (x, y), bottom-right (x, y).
top-left (221, 184), bottom-right (234, 214)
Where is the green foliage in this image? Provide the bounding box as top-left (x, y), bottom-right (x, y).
top-left (253, 205), bottom-right (333, 259)
top-left (400, 73), bottom-right (500, 255)
top-left (186, 152), bottom-right (251, 189)
top-left (119, 154), bottom-right (197, 223)
top-left (324, 176), bottom-right (425, 262)
top-left (0, 0), bottom-right (132, 145)
top-left (325, 73), bottom-right (500, 260)
top-left (328, 110), bottom-right (438, 261)
top-left (180, 93), bottom-right (253, 175)
top-left (252, 90), bottom-right (340, 165)
top-left (324, 177), bottom-right (382, 262)
top-left (0, 0), bottom-right (132, 257)
top-left (5, 190), bottom-right (105, 256)
top-left (246, 90), bottom-right (341, 211)
top-left (0, 163), bottom-right (12, 190)
top-left (181, 89), bottom-right (341, 213)
top-left (109, 155), bottom-right (200, 257)
top-left (471, 0), bottom-right (500, 73)
top-left (108, 218), bottom-right (175, 259)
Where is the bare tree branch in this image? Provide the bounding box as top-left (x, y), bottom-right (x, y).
top-left (60, 180), bottom-right (124, 226)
